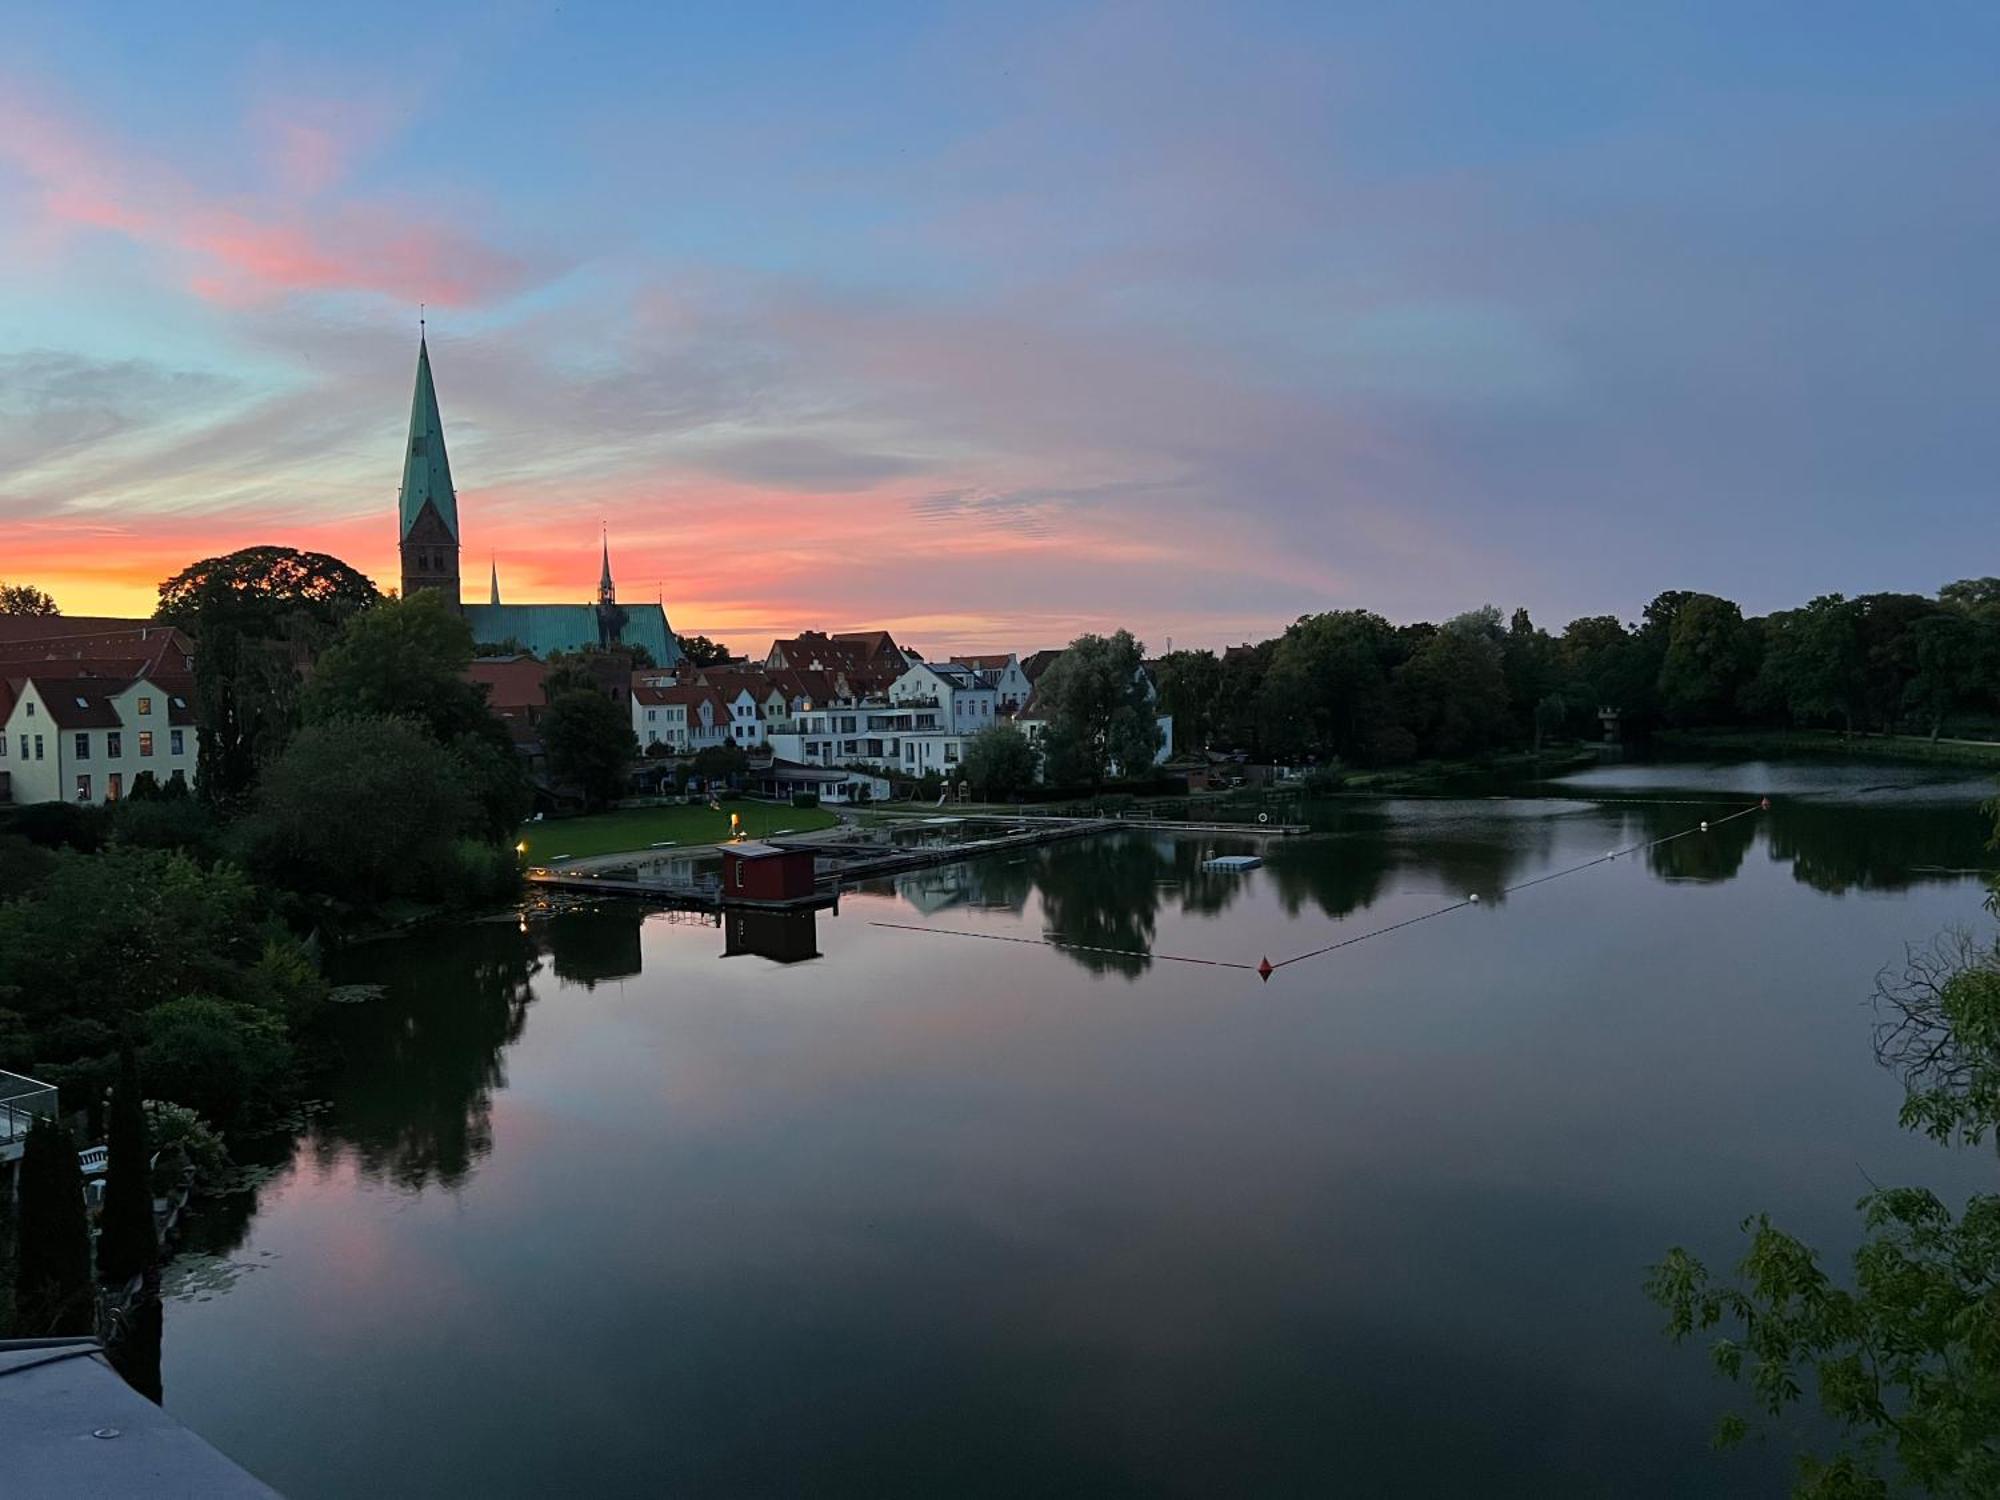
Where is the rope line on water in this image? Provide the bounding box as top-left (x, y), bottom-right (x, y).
top-left (866, 919), bottom-right (1260, 971)
top-left (1270, 800), bottom-right (1762, 971)
top-left (870, 800), bottom-right (1767, 979)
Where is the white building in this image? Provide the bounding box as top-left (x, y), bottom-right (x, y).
top-left (632, 682), bottom-right (728, 753)
top-left (949, 653), bottom-right (1033, 711)
top-left (766, 701), bottom-right (975, 778)
top-left (888, 661), bottom-right (999, 734)
top-left (0, 674), bottom-right (197, 806)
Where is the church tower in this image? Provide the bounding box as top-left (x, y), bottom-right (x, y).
top-left (398, 335), bottom-right (461, 605)
top-left (595, 527), bottom-right (627, 646)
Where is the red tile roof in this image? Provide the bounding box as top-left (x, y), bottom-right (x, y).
top-left (466, 657), bottom-right (549, 710)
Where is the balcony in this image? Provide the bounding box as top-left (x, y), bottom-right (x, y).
top-left (0, 1068), bottom-right (58, 1162)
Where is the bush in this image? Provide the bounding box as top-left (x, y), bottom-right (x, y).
top-left (144, 1101), bottom-right (232, 1195)
top-left (790, 792), bottom-right (820, 809)
top-left (141, 994), bottom-right (292, 1129)
top-left (237, 715), bottom-right (477, 902)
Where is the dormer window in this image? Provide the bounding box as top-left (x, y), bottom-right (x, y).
top-left (137, 696), bottom-right (152, 715)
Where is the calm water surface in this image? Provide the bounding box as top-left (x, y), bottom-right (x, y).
top-left (161, 761), bottom-right (1999, 1496)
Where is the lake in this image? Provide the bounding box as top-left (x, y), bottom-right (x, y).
top-left (159, 760), bottom-right (1998, 1496)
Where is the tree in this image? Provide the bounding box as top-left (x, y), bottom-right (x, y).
top-left (96, 1056), bottom-right (158, 1287)
top-left (1649, 1191), bottom-right (2000, 1499)
top-left (1152, 649), bottom-right (1224, 754)
top-left (10, 1116), bottom-right (92, 1336)
top-left (1035, 631), bottom-right (1161, 786)
top-left (961, 723), bottom-right (1038, 799)
top-left (678, 635), bottom-right (733, 667)
top-left (155, 546), bottom-right (380, 802)
top-left (238, 716), bottom-right (477, 902)
top-left (542, 692), bottom-right (636, 810)
top-left (140, 995), bottom-right (292, 1130)
top-left (1658, 594), bottom-right (1754, 725)
top-left (303, 591), bottom-right (527, 838)
top-left (1761, 595), bottom-right (1864, 731)
top-left (1394, 627), bottom-right (1509, 757)
top-left (0, 582), bottom-right (59, 615)
top-left (1906, 613), bottom-right (1981, 741)
top-left (1258, 612), bottom-right (1396, 764)
top-left (692, 743), bottom-right (748, 785)
top-left (1647, 803), bottom-right (2000, 1496)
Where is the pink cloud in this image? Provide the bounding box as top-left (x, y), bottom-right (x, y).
top-left (0, 81), bottom-right (535, 307)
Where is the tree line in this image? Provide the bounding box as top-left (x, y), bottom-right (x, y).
top-left (1149, 582), bottom-right (2000, 767)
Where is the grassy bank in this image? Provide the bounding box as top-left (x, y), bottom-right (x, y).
top-left (1656, 728), bottom-right (2000, 769)
top-left (518, 802), bottom-right (839, 862)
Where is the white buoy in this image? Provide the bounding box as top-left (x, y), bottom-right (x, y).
top-left (1468, 893), bottom-right (1480, 904)
top-left (1700, 821), bottom-right (1709, 832)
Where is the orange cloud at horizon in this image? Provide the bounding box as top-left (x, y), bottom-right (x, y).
top-left (9, 467), bottom-right (1307, 657)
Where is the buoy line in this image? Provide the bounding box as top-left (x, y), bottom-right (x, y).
top-left (868, 800), bottom-right (1768, 980)
top-left (866, 920), bottom-right (1260, 971)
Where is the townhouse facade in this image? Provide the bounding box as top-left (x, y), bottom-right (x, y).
top-left (0, 674), bottom-right (197, 806)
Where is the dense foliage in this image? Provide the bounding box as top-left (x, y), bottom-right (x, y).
top-left (1036, 630), bottom-right (1162, 785)
top-left (1648, 801), bottom-right (2000, 1495)
top-left (1154, 582), bottom-right (2000, 765)
top-left (961, 723), bottom-right (1038, 799)
top-left (0, 581), bottom-right (60, 615)
top-left (677, 634), bottom-right (733, 667)
top-left (302, 591), bottom-right (530, 841)
top-left (542, 690), bottom-right (638, 810)
top-left (155, 545), bottom-right (381, 801)
top-left (10, 1118), bottom-right (92, 1335)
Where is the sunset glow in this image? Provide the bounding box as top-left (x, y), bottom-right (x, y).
top-left (4, 5), bottom-right (1996, 653)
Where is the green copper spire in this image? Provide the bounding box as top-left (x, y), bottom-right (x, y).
top-left (398, 336), bottom-right (458, 542)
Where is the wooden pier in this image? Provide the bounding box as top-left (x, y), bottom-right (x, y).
top-left (523, 811), bottom-right (1306, 913)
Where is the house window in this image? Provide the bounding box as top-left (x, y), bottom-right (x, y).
top-left (137, 696), bottom-right (152, 715)
top-left (107, 731), bottom-right (121, 757)
top-left (75, 775), bottom-right (91, 802)
top-left (107, 772), bottom-right (122, 801)
top-left (945, 744), bottom-right (960, 763)
top-left (34, 735), bottom-right (44, 761)
top-left (138, 732), bottom-right (154, 757)
top-left (647, 709), bottom-right (656, 721)
top-left (74, 733), bottom-right (89, 759)
top-left (735, 860), bottom-right (746, 889)
top-left (0, 733), bottom-right (7, 756)
top-left (25, 701), bottom-right (34, 717)
top-left (170, 729), bottom-right (184, 756)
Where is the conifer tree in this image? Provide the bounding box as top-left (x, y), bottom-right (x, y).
top-left (12, 1116), bottom-right (93, 1335)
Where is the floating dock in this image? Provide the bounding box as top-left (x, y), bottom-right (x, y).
top-left (1202, 854), bottom-right (1263, 872)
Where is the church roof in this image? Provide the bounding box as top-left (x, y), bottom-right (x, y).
top-left (398, 337), bottom-right (458, 542)
top-left (461, 602), bottom-right (682, 666)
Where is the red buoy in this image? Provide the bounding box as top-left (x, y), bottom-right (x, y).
top-left (1257, 956), bottom-right (1274, 981)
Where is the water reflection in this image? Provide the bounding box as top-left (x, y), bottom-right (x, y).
top-left (724, 910), bottom-right (822, 964)
top-left (317, 921), bottom-right (541, 1191)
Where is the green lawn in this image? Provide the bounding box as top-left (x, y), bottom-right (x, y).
top-left (519, 802), bottom-right (839, 862)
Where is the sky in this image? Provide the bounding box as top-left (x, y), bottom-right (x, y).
top-left (1, 2), bottom-right (1995, 656)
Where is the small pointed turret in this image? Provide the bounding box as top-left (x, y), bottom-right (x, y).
top-left (489, 555), bottom-right (500, 606)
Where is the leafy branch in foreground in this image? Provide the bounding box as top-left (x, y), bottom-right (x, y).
top-left (1874, 928), bottom-right (2000, 1147)
top-left (1647, 1190), bottom-right (2000, 1499)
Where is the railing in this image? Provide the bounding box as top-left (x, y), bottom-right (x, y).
top-left (0, 1068), bottom-right (58, 1147)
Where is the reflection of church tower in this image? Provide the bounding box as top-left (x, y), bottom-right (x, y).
top-left (398, 336), bottom-right (461, 606)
